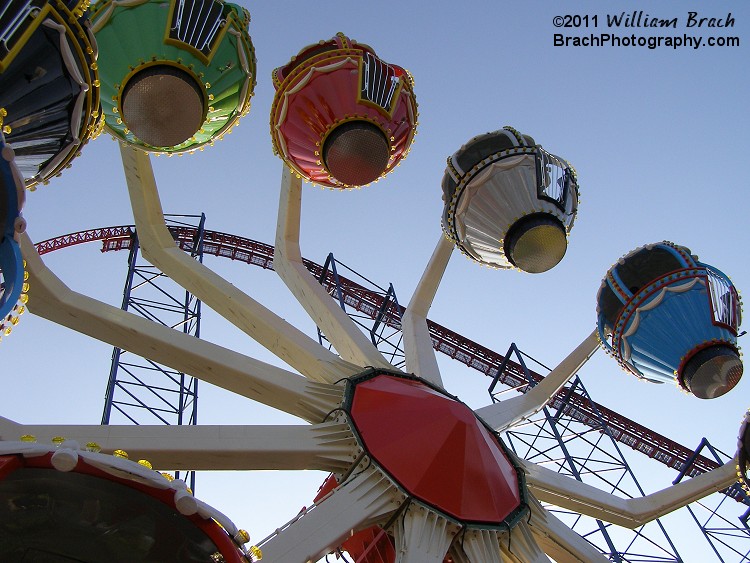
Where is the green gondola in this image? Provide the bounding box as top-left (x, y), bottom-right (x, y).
top-left (91, 0), bottom-right (256, 153)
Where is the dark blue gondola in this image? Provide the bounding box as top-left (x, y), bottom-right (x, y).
top-left (0, 131), bottom-right (26, 340)
top-left (0, 0), bottom-right (100, 188)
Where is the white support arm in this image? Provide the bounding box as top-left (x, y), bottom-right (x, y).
top-left (475, 330), bottom-right (600, 432)
top-left (526, 498), bottom-right (611, 563)
top-left (0, 417), bottom-right (356, 472)
top-left (259, 464), bottom-right (399, 562)
top-left (393, 505), bottom-right (460, 562)
top-left (20, 234), bottom-right (342, 423)
top-left (456, 522), bottom-right (552, 562)
top-left (459, 529), bottom-right (507, 563)
top-left (274, 165), bottom-right (392, 369)
top-left (402, 235), bottom-right (453, 386)
top-left (521, 458), bottom-right (738, 528)
top-left (122, 144), bottom-right (360, 384)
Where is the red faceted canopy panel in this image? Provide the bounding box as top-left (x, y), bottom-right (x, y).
top-left (350, 374), bottom-right (522, 524)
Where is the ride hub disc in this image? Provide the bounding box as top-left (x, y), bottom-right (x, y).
top-left (121, 66), bottom-right (205, 148)
top-left (322, 121), bottom-right (390, 186)
top-left (346, 371), bottom-right (525, 525)
top-left (504, 214), bottom-right (567, 273)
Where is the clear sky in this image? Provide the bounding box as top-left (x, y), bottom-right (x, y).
top-left (2, 0), bottom-right (749, 560)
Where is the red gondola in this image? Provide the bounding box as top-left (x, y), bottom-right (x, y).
top-left (271, 33), bottom-right (418, 189)
top-left (0, 439), bottom-right (260, 562)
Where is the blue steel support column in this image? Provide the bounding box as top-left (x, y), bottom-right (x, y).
top-left (100, 214), bottom-right (206, 491)
top-left (369, 283), bottom-right (401, 347)
top-left (673, 439), bottom-right (750, 562)
top-left (315, 253), bottom-right (404, 368)
top-left (102, 231), bottom-right (139, 425)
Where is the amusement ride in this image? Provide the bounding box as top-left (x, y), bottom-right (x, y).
top-left (0, 1), bottom-right (748, 562)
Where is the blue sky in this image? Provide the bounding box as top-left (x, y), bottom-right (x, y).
top-left (2, 0), bottom-right (749, 559)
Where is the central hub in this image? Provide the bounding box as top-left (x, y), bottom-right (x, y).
top-left (346, 371), bottom-right (526, 526)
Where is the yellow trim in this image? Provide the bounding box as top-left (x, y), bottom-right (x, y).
top-left (336, 32), bottom-right (350, 49)
top-left (70, 0), bottom-right (92, 18)
top-left (445, 158), bottom-right (461, 183)
top-left (274, 49), bottom-right (362, 96)
top-left (163, 0), bottom-right (242, 65)
top-left (0, 2), bottom-right (53, 73)
top-left (90, 114), bottom-right (106, 139)
top-left (271, 67), bottom-right (283, 90)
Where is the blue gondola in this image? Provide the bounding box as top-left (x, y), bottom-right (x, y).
top-left (0, 132), bottom-right (26, 339)
top-left (597, 242), bottom-right (743, 399)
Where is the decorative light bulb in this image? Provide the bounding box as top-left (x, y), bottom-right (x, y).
top-left (249, 545), bottom-right (263, 561)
